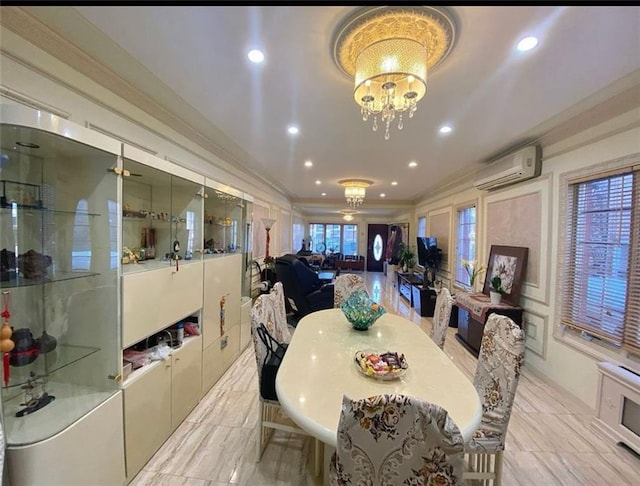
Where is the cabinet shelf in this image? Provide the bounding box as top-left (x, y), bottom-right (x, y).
top-left (5, 343), bottom-right (101, 389)
top-left (123, 215), bottom-right (186, 224)
top-left (2, 381), bottom-right (115, 446)
top-left (1, 207), bottom-right (101, 217)
top-left (0, 271), bottom-right (100, 289)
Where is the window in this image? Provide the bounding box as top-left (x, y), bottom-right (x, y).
top-left (561, 166), bottom-right (639, 355)
top-left (455, 206), bottom-right (477, 287)
top-left (309, 223), bottom-right (358, 255)
top-left (343, 224), bottom-right (358, 256)
top-left (292, 222), bottom-right (304, 252)
top-left (417, 217), bottom-right (426, 237)
top-left (72, 199), bottom-right (91, 271)
top-left (108, 200), bottom-right (119, 269)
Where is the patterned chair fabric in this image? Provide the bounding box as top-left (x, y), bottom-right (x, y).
top-left (467, 313), bottom-right (525, 452)
top-left (334, 273), bottom-right (367, 308)
top-left (430, 287), bottom-right (454, 349)
top-left (330, 394), bottom-right (464, 486)
top-left (249, 289), bottom-right (314, 465)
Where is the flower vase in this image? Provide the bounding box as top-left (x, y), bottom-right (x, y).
top-left (490, 291), bottom-right (502, 305)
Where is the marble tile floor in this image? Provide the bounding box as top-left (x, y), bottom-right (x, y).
top-left (131, 272), bottom-right (640, 486)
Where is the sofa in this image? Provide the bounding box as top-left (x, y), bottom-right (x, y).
top-left (274, 254), bottom-right (335, 320)
top-left (335, 255), bottom-right (365, 271)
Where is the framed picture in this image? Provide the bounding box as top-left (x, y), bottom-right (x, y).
top-left (482, 245), bottom-right (528, 305)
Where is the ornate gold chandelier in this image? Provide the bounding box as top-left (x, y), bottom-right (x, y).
top-left (332, 6), bottom-right (456, 140)
top-left (339, 179), bottom-right (373, 208)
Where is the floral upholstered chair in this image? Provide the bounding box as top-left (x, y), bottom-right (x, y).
top-left (330, 394), bottom-right (464, 485)
top-left (334, 273), bottom-right (367, 308)
top-left (430, 287), bottom-right (454, 350)
top-left (464, 313), bottom-right (525, 486)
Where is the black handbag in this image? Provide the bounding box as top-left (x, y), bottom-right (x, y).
top-left (256, 323), bottom-right (288, 401)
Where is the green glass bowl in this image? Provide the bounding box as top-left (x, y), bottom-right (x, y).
top-left (341, 289), bottom-right (386, 331)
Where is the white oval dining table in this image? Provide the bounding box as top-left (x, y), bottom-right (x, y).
top-left (276, 308), bottom-right (483, 449)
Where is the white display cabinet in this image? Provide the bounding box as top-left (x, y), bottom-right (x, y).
top-left (121, 147), bottom-right (205, 348)
top-left (0, 105), bottom-right (125, 485)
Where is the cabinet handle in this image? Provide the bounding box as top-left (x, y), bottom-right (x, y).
top-left (108, 373), bottom-right (122, 381)
top-left (165, 363), bottom-right (171, 368)
top-left (175, 357), bottom-right (180, 362)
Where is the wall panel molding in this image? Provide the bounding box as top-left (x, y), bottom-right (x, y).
top-left (482, 175), bottom-right (551, 304)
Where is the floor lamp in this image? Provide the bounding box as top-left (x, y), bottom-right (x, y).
top-left (262, 218), bottom-right (276, 260)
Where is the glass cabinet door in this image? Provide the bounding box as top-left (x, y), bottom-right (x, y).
top-left (170, 174), bottom-right (203, 267)
top-left (122, 156), bottom-right (204, 273)
top-left (0, 109), bottom-right (121, 446)
top-left (121, 158), bottom-right (172, 273)
top-left (203, 187), bottom-right (244, 258)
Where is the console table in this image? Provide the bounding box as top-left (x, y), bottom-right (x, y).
top-left (454, 291), bottom-right (523, 357)
top-left (397, 272), bottom-right (437, 317)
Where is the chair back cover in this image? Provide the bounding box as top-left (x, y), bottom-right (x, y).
top-left (250, 287), bottom-right (292, 386)
top-left (330, 394), bottom-right (464, 485)
top-left (468, 313), bottom-right (525, 452)
top-left (430, 287), bottom-right (454, 349)
top-left (334, 273), bottom-right (367, 308)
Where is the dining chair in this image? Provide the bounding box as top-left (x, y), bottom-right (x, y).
top-left (430, 286), bottom-right (454, 349)
top-left (269, 281), bottom-right (295, 339)
top-left (329, 394), bottom-right (464, 485)
top-left (464, 313), bottom-right (525, 486)
top-left (333, 273), bottom-right (367, 308)
top-left (250, 291), bottom-right (321, 473)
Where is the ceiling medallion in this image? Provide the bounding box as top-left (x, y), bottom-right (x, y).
top-left (332, 6), bottom-right (456, 140)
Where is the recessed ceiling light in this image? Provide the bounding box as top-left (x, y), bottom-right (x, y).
top-left (315, 180), bottom-right (321, 185)
top-left (287, 126), bottom-right (299, 135)
top-left (439, 125), bottom-right (452, 134)
top-left (304, 160), bottom-right (313, 167)
top-left (321, 192), bottom-right (327, 196)
top-left (391, 181), bottom-right (398, 186)
top-left (380, 193), bottom-right (386, 198)
top-left (247, 49), bottom-right (265, 63)
top-left (408, 161), bottom-right (418, 168)
top-left (517, 36), bottom-right (538, 52)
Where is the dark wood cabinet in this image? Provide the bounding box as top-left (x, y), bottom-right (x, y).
top-left (396, 272), bottom-right (437, 317)
top-left (412, 285), bottom-right (437, 317)
top-left (455, 301), bottom-right (523, 357)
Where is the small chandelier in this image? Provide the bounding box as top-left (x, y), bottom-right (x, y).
top-left (341, 210), bottom-right (358, 222)
top-left (332, 6), bottom-right (456, 140)
top-left (339, 179), bottom-right (373, 208)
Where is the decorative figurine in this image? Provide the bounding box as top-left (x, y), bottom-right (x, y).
top-left (16, 371), bottom-right (55, 417)
top-left (1, 290), bottom-right (15, 387)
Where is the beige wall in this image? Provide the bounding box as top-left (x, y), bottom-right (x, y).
top-left (415, 110), bottom-right (640, 408)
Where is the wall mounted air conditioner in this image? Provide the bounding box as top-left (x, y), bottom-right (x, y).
top-left (473, 144), bottom-right (541, 191)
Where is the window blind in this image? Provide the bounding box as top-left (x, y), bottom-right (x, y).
top-left (561, 167), bottom-right (639, 354)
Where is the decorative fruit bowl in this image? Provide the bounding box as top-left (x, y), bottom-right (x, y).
top-left (341, 290), bottom-right (386, 330)
top-left (354, 350), bottom-right (408, 380)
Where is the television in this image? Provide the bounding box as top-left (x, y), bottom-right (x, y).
top-left (416, 236), bottom-right (438, 269)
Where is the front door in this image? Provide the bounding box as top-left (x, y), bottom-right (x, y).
top-left (366, 224), bottom-right (388, 272)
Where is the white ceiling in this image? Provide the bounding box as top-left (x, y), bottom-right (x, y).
top-left (18, 6), bottom-right (640, 218)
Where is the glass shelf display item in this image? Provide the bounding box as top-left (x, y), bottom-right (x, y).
top-left (122, 147), bottom-right (204, 274)
top-left (0, 106), bottom-right (122, 446)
